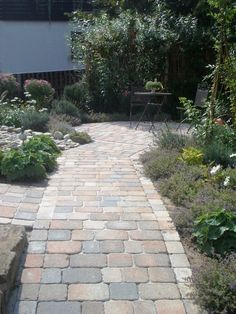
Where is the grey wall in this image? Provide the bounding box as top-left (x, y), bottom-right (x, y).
top-left (0, 21), bottom-right (76, 74)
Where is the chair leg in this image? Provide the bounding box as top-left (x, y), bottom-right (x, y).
top-left (135, 103), bottom-right (149, 130)
top-left (129, 105), bottom-right (133, 128)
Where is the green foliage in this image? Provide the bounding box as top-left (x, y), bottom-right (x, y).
top-left (193, 209), bottom-right (236, 255)
top-left (52, 99), bottom-right (80, 117)
top-left (143, 149), bottom-right (182, 180)
top-left (0, 74), bottom-right (19, 99)
top-left (23, 135), bottom-right (60, 173)
top-left (70, 131), bottom-right (92, 145)
top-left (145, 80), bottom-right (163, 91)
top-left (1, 149), bottom-right (46, 181)
top-left (155, 127), bottom-right (195, 151)
top-left (72, 6), bottom-right (198, 111)
top-left (181, 147), bottom-right (204, 165)
top-left (160, 165), bottom-right (206, 206)
top-left (21, 109), bottom-right (50, 132)
top-left (24, 79), bottom-right (55, 109)
top-left (63, 79), bottom-right (91, 112)
top-left (23, 135), bottom-right (60, 156)
top-left (193, 254), bottom-right (236, 314)
top-left (0, 135), bottom-right (59, 181)
top-left (198, 124), bottom-right (236, 168)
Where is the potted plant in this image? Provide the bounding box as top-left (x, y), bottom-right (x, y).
top-left (145, 79), bottom-right (163, 92)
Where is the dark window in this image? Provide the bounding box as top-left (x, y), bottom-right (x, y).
top-left (0, 0), bottom-right (92, 21)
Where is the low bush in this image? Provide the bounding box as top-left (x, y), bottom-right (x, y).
top-left (181, 147), bottom-right (204, 165)
top-left (193, 209), bottom-right (236, 256)
top-left (21, 109), bottom-right (50, 132)
top-left (192, 254), bottom-right (236, 313)
top-left (143, 149), bottom-right (182, 180)
top-left (155, 127), bottom-right (195, 151)
top-left (202, 139), bottom-right (234, 168)
top-left (1, 149), bottom-right (46, 181)
top-left (63, 78), bottom-right (90, 112)
top-left (160, 165), bottom-right (206, 206)
top-left (52, 99), bottom-right (80, 117)
top-left (0, 135), bottom-right (60, 181)
top-left (24, 79), bottom-right (55, 109)
top-left (23, 135), bottom-right (60, 156)
top-left (70, 132), bottom-right (92, 145)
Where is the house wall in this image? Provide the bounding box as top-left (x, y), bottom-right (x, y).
top-left (0, 21), bottom-right (76, 74)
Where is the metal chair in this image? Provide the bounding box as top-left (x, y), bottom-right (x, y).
top-left (177, 86), bottom-right (208, 130)
top-left (129, 87), bottom-right (148, 128)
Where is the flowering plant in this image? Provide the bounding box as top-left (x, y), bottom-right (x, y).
top-left (24, 79), bottom-right (55, 109)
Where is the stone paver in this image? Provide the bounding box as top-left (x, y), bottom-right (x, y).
top-left (1, 122), bottom-right (194, 313)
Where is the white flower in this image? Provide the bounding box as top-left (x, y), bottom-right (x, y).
top-left (230, 153), bottom-right (236, 158)
top-left (223, 176), bottom-right (230, 187)
top-left (210, 165), bottom-right (221, 176)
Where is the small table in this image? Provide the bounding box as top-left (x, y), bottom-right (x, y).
top-left (131, 91), bottom-right (172, 131)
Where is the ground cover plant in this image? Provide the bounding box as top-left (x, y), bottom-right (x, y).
top-left (142, 124), bottom-right (236, 313)
top-left (0, 135), bottom-right (60, 182)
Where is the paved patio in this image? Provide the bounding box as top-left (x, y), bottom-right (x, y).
top-left (0, 122), bottom-right (199, 314)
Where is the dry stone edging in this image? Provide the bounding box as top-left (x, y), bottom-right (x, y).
top-left (0, 225), bottom-right (27, 314)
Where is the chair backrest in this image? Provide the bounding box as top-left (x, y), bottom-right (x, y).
top-left (194, 88), bottom-right (208, 108)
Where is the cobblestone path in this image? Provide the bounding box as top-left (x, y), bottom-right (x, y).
top-left (0, 123), bottom-right (198, 314)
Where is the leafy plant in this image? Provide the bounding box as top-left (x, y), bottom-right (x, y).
top-left (24, 79), bottom-right (55, 109)
top-left (23, 135), bottom-right (60, 156)
top-left (21, 109), bottom-right (50, 132)
top-left (63, 78), bottom-right (91, 112)
top-left (193, 209), bottom-right (236, 255)
top-left (145, 79), bottom-right (163, 91)
top-left (181, 147), bottom-right (204, 165)
top-left (1, 149), bottom-right (46, 181)
top-left (193, 254), bottom-right (236, 313)
top-left (70, 131), bottom-right (92, 145)
top-left (52, 99), bottom-right (80, 117)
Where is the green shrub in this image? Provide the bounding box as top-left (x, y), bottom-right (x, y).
top-left (63, 78), bottom-right (90, 112)
top-left (155, 128), bottom-right (195, 151)
top-left (181, 147), bottom-right (204, 165)
top-left (144, 149), bottom-right (182, 180)
top-left (0, 74), bottom-right (19, 99)
top-left (23, 135), bottom-right (60, 156)
top-left (202, 139), bottom-right (234, 168)
top-left (201, 124), bottom-right (236, 168)
top-left (70, 132), bottom-right (92, 145)
top-left (193, 254), bottom-right (236, 313)
top-left (24, 79), bottom-right (55, 109)
top-left (21, 110), bottom-right (50, 132)
top-left (52, 99), bottom-right (80, 117)
top-left (193, 209), bottom-right (236, 256)
top-left (1, 149), bottom-right (46, 181)
top-left (160, 165), bottom-right (206, 206)
top-left (23, 135), bottom-right (60, 172)
top-left (0, 135), bottom-right (60, 181)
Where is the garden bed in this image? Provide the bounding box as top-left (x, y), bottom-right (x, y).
top-left (141, 127), bottom-right (236, 314)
